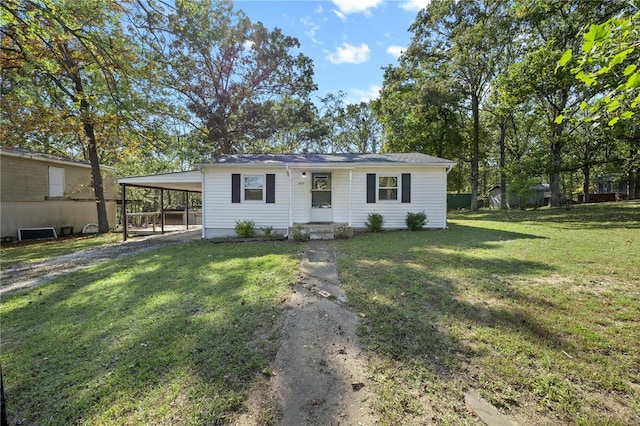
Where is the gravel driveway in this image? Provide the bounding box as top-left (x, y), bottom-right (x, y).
top-left (0, 229), bottom-right (201, 296)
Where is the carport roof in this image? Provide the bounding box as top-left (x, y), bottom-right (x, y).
top-left (118, 170), bottom-right (202, 192)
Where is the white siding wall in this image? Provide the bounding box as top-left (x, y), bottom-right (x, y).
top-left (350, 166), bottom-right (448, 229)
top-left (290, 170), bottom-right (309, 224)
top-left (203, 167), bottom-right (289, 237)
top-left (202, 164), bottom-right (449, 237)
top-left (331, 170), bottom-right (351, 223)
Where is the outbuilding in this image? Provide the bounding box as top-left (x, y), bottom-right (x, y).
top-left (1, 146), bottom-right (118, 240)
top-left (118, 152), bottom-right (455, 239)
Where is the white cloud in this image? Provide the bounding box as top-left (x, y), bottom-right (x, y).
top-left (345, 85), bottom-right (382, 104)
top-left (386, 45), bottom-right (405, 58)
top-left (326, 42), bottom-right (370, 64)
top-left (400, 0), bottom-right (432, 12)
top-left (332, 0), bottom-right (383, 16)
top-left (301, 17), bottom-right (322, 44)
top-left (331, 9), bottom-right (346, 21)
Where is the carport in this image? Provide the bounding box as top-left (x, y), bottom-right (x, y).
top-left (118, 170), bottom-right (203, 241)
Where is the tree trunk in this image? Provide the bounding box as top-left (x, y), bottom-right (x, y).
top-left (630, 147), bottom-right (639, 200)
top-left (549, 121), bottom-right (564, 207)
top-left (470, 93), bottom-right (480, 211)
top-left (71, 72), bottom-right (109, 233)
top-left (499, 120), bottom-right (507, 209)
top-left (80, 100), bottom-right (110, 233)
top-left (582, 165), bottom-right (590, 203)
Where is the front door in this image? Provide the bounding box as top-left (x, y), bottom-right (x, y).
top-left (310, 172), bottom-right (332, 223)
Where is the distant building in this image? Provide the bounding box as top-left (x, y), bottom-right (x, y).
top-left (1, 147), bottom-right (118, 239)
top-left (488, 183), bottom-right (550, 209)
top-left (594, 174), bottom-right (629, 196)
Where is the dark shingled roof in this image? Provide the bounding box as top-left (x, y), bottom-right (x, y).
top-left (206, 152), bottom-right (455, 165)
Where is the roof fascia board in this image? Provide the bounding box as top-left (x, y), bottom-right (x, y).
top-left (1, 149), bottom-right (93, 169)
top-left (200, 161), bottom-right (454, 169)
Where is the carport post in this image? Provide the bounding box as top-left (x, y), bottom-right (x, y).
top-left (160, 189), bottom-right (165, 234)
top-left (186, 191), bottom-right (190, 229)
top-left (121, 183), bottom-right (128, 241)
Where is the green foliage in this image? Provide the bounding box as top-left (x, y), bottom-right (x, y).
top-left (234, 220), bottom-right (256, 238)
top-left (333, 224), bottom-right (353, 239)
top-left (261, 226), bottom-right (274, 237)
top-left (0, 0), bottom-right (144, 232)
top-left (405, 211), bottom-right (427, 231)
top-left (558, 6), bottom-right (640, 126)
top-left (146, 0), bottom-right (316, 156)
top-left (365, 211), bottom-right (385, 232)
top-left (290, 224), bottom-right (309, 242)
top-left (509, 176), bottom-right (540, 210)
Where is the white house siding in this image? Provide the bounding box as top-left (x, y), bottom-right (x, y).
top-left (290, 169), bottom-right (310, 224)
top-left (203, 167), bottom-right (289, 237)
top-left (330, 170), bottom-right (351, 224)
top-left (350, 166), bottom-right (448, 229)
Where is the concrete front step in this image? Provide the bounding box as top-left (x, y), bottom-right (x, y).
top-left (290, 223), bottom-right (348, 240)
top-left (309, 231), bottom-right (334, 240)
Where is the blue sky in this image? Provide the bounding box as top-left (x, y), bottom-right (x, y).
top-left (235, 0), bottom-right (430, 105)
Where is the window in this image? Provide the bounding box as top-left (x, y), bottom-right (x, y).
top-left (244, 175), bottom-right (264, 201)
top-left (49, 166), bottom-right (65, 198)
top-left (378, 175), bottom-right (398, 201)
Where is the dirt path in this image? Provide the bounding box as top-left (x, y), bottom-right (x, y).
top-left (0, 229), bottom-right (201, 296)
top-left (238, 240), bottom-right (378, 425)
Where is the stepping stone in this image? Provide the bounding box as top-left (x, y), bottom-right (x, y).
top-left (464, 388), bottom-right (514, 426)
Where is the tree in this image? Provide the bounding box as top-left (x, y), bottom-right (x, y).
top-left (510, 0), bottom-right (628, 206)
top-left (341, 102), bottom-right (381, 153)
top-left (373, 58), bottom-right (468, 191)
top-left (558, 3), bottom-right (639, 126)
top-left (1, 0), bottom-right (140, 232)
top-left (402, 0), bottom-right (511, 209)
top-left (138, 0), bottom-right (316, 157)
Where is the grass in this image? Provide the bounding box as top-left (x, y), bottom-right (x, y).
top-left (1, 233), bottom-right (122, 267)
top-left (335, 201), bottom-right (640, 425)
top-left (1, 240), bottom-right (302, 425)
top-left (2, 201), bottom-right (639, 425)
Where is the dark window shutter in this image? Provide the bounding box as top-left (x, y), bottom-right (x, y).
top-left (231, 173), bottom-right (241, 203)
top-left (266, 173), bottom-right (275, 203)
top-left (367, 173), bottom-right (376, 203)
top-left (402, 173), bottom-right (411, 203)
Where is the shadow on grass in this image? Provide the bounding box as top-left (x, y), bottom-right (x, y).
top-left (1, 240), bottom-right (301, 424)
top-left (335, 224), bottom-right (572, 420)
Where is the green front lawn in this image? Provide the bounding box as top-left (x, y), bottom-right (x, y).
top-left (1, 201), bottom-right (639, 425)
top-left (1, 240), bottom-right (302, 425)
top-left (336, 201), bottom-right (640, 425)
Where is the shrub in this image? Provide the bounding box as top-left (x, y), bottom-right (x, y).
top-left (290, 224), bottom-right (309, 241)
top-left (235, 220), bottom-right (256, 238)
top-left (334, 224), bottom-right (353, 239)
top-left (261, 226), bottom-right (274, 237)
top-left (365, 211), bottom-right (385, 232)
top-left (406, 211), bottom-right (427, 231)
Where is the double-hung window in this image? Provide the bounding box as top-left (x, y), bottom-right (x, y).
top-left (244, 175), bottom-right (264, 201)
top-left (49, 166), bottom-right (65, 198)
top-left (378, 175), bottom-right (398, 201)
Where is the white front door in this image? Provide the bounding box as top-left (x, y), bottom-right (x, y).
top-left (310, 172), bottom-right (332, 222)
